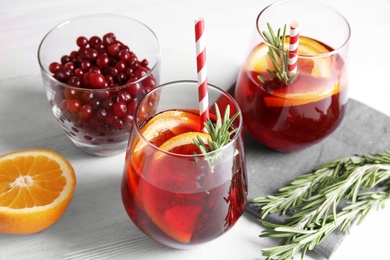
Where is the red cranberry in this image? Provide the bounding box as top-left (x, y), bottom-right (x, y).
top-left (103, 32), bottom-right (116, 46)
top-left (85, 48), bottom-right (98, 61)
top-left (68, 76), bottom-right (81, 87)
top-left (96, 108), bottom-right (108, 121)
top-left (66, 99), bottom-right (81, 112)
top-left (117, 90), bottom-right (131, 103)
top-left (89, 36), bottom-right (102, 47)
top-left (89, 72), bottom-right (106, 89)
top-left (81, 60), bottom-right (91, 71)
top-left (115, 60), bottom-right (126, 72)
top-left (55, 68), bottom-right (72, 81)
top-left (74, 68), bottom-right (84, 78)
top-left (61, 55), bottom-right (71, 65)
top-left (113, 101), bottom-right (127, 117)
top-left (126, 82), bottom-right (141, 95)
top-left (107, 43), bottom-right (120, 56)
top-left (49, 62), bottom-right (62, 74)
top-left (64, 62), bottom-right (75, 72)
top-left (79, 104), bottom-right (93, 120)
top-left (96, 54), bottom-right (110, 68)
top-left (127, 100), bottom-right (138, 115)
top-left (76, 36), bottom-right (88, 48)
top-left (134, 67), bottom-right (149, 78)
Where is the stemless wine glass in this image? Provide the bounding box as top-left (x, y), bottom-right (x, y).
top-left (121, 80), bottom-right (247, 249)
top-left (235, 0), bottom-right (350, 152)
top-left (38, 14), bottom-right (161, 156)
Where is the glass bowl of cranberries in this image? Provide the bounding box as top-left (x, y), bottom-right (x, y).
top-left (38, 14), bottom-right (161, 156)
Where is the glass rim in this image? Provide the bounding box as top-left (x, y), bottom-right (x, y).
top-left (133, 80), bottom-right (243, 158)
top-left (256, 0), bottom-right (351, 58)
top-left (37, 13), bottom-right (161, 92)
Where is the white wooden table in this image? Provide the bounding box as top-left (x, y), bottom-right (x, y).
top-left (1, 0), bottom-right (389, 259)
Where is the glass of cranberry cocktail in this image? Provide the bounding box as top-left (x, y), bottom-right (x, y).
top-left (38, 14), bottom-right (161, 156)
top-left (121, 80), bottom-right (247, 249)
top-left (235, 0), bottom-right (350, 152)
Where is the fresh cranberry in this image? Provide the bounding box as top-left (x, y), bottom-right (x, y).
top-left (96, 54), bottom-right (110, 68)
top-left (68, 76), bottom-right (81, 87)
top-left (134, 67), bottom-right (149, 78)
top-left (96, 107), bottom-right (108, 121)
top-left (117, 72), bottom-right (127, 84)
top-left (89, 72), bottom-right (106, 89)
top-left (49, 62), bottom-right (62, 74)
top-left (55, 68), bottom-right (72, 81)
top-left (85, 48), bottom-right (98, 61)
top-left (117, 90), bottom-right (131, 103)
top-left (76, 36), bottom-right (88, 48)
top-left (118, 50), bottom-right (130, 62)
top-left (74, 68), bottom-right (84, 78)
top-left (126, 82), bottom-right (141, 95)
top-left (79, 91), bottom-right (93, 103)
top-left (66, 99), bottom-right (81, 112)
top-left (115, 60), bottom-right (126, 72)
top-left (113, 101), bottom-right (127, 117)
top-left (90, 99), bottom-right (101, 109)
top-left (107, 43), bottom-right (120, 56)
top-left (89, 36), bottom-right (102, 48)
top-left (127, 100), bottom-right (138, 115)
top-left (64, 62), bottom-right (75, 72)
top-left (61, 55), bottom-right (71, 65)
top-left (103, 32), bottom-right (116, 46)
top-left (79, 104), bottom-right (93, 120)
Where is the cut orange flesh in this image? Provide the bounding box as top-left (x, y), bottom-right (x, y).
top-left (0, 149), bottom-right (76, 235)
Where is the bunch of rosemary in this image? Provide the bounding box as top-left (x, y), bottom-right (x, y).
top-left (251, 151), bottom-right (390, 260)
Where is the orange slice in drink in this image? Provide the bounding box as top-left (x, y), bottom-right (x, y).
top-left (295, 36), bottom-right (332, 78)
top-left (246, 36), bottom-right (332, 78)
top-left (145, 132), bottom-right (210, 243)
top-left (162, 204), bottom-right (203, 243)
top-left (132, 110), bottom-right (200, 155)
top-left (158, 132), bottom-right (210, 155)
top-left (264, 80), bottom-right (340, 107)
top-left (0, 149), bottom-right (76, 235)
top-left (246, 36), bottom-right (338, 106)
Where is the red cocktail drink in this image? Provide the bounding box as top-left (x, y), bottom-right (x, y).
top-left (121, 81), bottom-right (247, 249)
top-left (235, 1), bottom-right (350, 152)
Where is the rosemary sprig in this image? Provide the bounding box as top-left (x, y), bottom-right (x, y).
top-left (251, 151), bottom-right (390, 260)
top-left (193, 104), bottom-right (240, 166)
top-left (258, 23), bottom-right (298, 85)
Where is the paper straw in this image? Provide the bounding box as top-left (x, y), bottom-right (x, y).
top-left (194, 17), bottom-right (209, 133)
top-left (288, 20), bottom-right (300, 77)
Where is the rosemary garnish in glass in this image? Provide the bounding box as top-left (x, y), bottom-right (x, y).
top-left (258, 23), bottom-right (298, 85)
top-left (193, 104), bottom-right (239, 167)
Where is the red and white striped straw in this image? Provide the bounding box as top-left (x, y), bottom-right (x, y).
top-left (194, 17), bottom-right (209, 133)
top-left (288, 20), bottom-right (300, 77)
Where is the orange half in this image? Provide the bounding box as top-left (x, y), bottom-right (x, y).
top-left (0, 149), bottom-right (76, 235)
